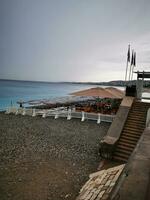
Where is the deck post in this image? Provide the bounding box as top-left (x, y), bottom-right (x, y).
top-left (97, 113), bottom-right (101, 124)
top-left (55, 112), bottom-right (59, 119)
top-left (67, 109), bottom-right (72, 120)
top-left (32, 109), bottom-right (36, 117)
top-left (81, 111), bottom-right (85, 121)
top-left (22, 108), bottom-right (26, 115)
top-left (42, 112), bottom-right (46, 118)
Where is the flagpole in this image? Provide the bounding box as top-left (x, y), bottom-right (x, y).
top-left (129, 49), bottom-right (134, 81)
top-left (125, 60), bottom-right (128, 81)
top-left (131, 66), bottom-right (134, 80)
top-left (125, 58), bottom-right (128, 81)
top-left (125, 44), bottom-right (130, 81)
top-left (128, 63), bottom-right (132, 81)
top-left (131, 52), bottom-right (136, 80)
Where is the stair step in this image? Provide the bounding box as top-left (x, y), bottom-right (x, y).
top-left (117, 144), bottom-right (134, 151)
top-left (127, 117), bottom-right (145, 123)
top-left (129, 113), bottom-right (145, 117)
top-left (127, 120), bottom-right (145, 124)
top-left (119, 138), bottom-right (137, 145)
top-left (122, 129), bottom-right (142, 135)
top-left (113, 151), bottom-right (129, 159)
top-left (131, 108), bottom-right (147, 111)
top-left (133, 102), bottom-right (149, 106)
top-left (130, 108), bottom-right (146, 111)
top-left (115, 148), bottom-right (132, 155)
top-left (128, 113), bottom-right (146, 121)
top-left (129, 110), bottom-right (146, 114)
top-left (132, 110), bottom-right (148, 113)
top-left (127, 113), bottom-right (146, 119)
top-left (121, 135), bottom-right (139, 142)
top-left (125, 124), bottom-right (145, 129)
top-left (132, 105), bottom-right (148, 108)
top-left (126, 121), bottom-right (145, 125)
top-left (124, 128), bottom-right (144, 134)
top-left (123, 126), bottom-right (144, 132)
top-left (122, 132), bottom-right (141, 138)
top-left (133, 103), bottom-right (150, 107)
top-left (118, 141), bottom-right (136, 148)
top-left (113, 155), bottom-right (128, 162)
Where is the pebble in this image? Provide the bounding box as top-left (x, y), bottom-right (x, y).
top-left (0, 113), bottom-right (110, 200)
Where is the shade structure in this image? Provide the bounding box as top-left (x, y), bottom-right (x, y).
top-left (70, 87), bottom-right (125, 99)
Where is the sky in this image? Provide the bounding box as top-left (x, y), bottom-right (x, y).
top-left (0, 0), bottom-right (150, 82)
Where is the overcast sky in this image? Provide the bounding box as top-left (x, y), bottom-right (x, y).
top-left (0, 0), bottom-right (150, 82)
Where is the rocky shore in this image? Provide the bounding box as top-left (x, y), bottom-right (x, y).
top-left (0, 112), bottom-right (110, 200)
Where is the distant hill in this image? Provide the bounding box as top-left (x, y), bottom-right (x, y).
top-left (66, 80), bottom-right (150, 87)
top-left (1, 79), bottom-right (150, 87)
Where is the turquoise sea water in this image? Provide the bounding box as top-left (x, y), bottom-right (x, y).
top-left (0, 80), bottom-right (100, 110)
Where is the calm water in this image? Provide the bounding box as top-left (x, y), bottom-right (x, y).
top-left (0, 80), bottom-right (100, 110)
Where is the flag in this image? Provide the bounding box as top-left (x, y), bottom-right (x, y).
top-left (133, 52), bottom-right (136, 67)
top-left (127, 45), bottom-right (130, 62)
top-left (131, 50), bottom-right (134, 65)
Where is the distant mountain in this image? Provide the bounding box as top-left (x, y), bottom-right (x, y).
top-left (65, 80), bottom-right (150, 87)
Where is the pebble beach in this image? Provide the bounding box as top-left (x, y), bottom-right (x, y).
top-left (0, 112), bottom-right (110, 200)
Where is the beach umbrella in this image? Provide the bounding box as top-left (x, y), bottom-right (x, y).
top-left (70, 87), bottom-right (124, 99)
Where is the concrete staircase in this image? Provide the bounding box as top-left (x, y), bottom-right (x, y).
top-left (113, 101), bottom-right (150, 162)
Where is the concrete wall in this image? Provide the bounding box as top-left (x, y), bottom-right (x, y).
top-left (103, 97), bottom-right (134, 145)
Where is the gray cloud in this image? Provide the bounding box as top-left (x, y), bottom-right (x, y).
top-left (0, 0), bottom-right (150, 81)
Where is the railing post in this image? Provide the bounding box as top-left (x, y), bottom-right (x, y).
top-left (5, 107), bottom-right (10, 114)
top-left (15, 108), bottom-right (19, 115)
top-left (22, 108), bottom-right (26, 115)
top-left (97, 113), bottom-right (101, 124)
top-left (67, 109), bottom-right (72, 120)
top-left (42, 112), bottom-right (46, 118)
top-left (81, 111), bottom-right (85, 121)
top-left (55, 112), bottom-right (59, 119)
top-left (32, 109), bottom-right (36, 117)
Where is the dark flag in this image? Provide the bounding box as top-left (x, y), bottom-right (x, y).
top-left (130, 51), bottom-right (136, 80)
top-left (131, 50), bottom-right (134, 65)
top-left (125, 44), bottom-right (131, 81)
top-left (127, 45), bottom-right (130, 62)
top-left (133, 52), bottom-right (136, 67)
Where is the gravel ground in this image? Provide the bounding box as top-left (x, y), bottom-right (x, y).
top-left (0, 112), bottom-right (110, 200)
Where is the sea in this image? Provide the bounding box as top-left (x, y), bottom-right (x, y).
top-left (0, 79), bottom-right (149, 111)
top-left (0, 80), bottom-right (102, 110)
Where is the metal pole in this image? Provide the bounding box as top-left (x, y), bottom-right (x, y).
top-left (125, 45), bottom-right (130, 81)
top-left (125, 59), bottom-right (129, 81)
top-left (128, 63), bottom-right (132, 81)
top-left (131, 66), bottom-right (134, 80)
